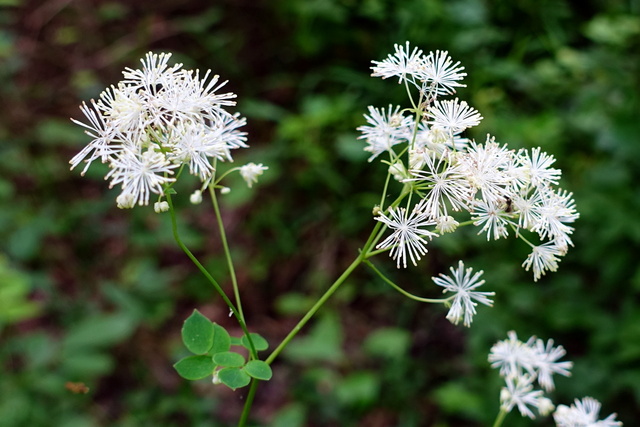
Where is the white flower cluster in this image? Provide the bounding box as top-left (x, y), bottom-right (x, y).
top-left (554, 397), bottom-right (622, 427)
top-left (361, 43), bottom-right (578, 280)
top-left (71, 52), bottom-right (265, 209)
top-left (489, 332), bottom-right (621, 425)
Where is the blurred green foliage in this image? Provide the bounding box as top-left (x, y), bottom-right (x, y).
top-left (1, 0), bottom-right (639, 425)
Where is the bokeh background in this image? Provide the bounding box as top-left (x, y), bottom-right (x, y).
top-left (1, 0), bottom-right (639, 426)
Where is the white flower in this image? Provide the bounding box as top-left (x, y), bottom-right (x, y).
top-left (554, 397), bottom-right (622, 427)
top-left (427, 98), bottom-right (483, 135)
top-left (531, 337), bottom-right (573, 392)
top-left (522, 240), bottom-right (564, 282)
top-left (106, 148), bottom-right (178, 207)
top-left (532, 188), bottom-right (578, 247)
top-left (420, 50), bottom-right (467, 96)
top-left (413, 122), bottom-right (469, 156)
top-left (500, 374), bottom-right (546, 419)
top-left (370, 42), bottom-right (426, 87)
top-left (240, 163), bottom-right (268, 188)
top-left (471, 198), bottom-right (514, 241)
top-left (407, 152), bottom-right (473, 217)
top-left (375, 207), bottom-right (438, 268)
top-left (70, 100), bottom-right (122, 174)
top-left (489, 331), bottom-right (573, 393)
top-left (432, 260), bottom-right (494, 327)
top-left (515, 147), bottom-right (562, 189)
top-left (71, 51), bottom-right (250, 207)
top-left (489, 331), bottom-right (537, 378)
top-left (357, 105), bottom-right (412, 161)
top-left (457, 137), bottom-right (514, 205)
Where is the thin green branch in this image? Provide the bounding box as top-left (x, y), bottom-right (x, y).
top-left (364, 259), bottom-right (446, 303)
top-left (238, 379), bottom-right (259, 427)
top-left (208, 185), bottom-right (245, 322)
top-left (166, 193), bottom-right (257, 359)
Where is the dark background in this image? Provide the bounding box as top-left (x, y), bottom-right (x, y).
top-left (1, 0), bottom-right (639, 425)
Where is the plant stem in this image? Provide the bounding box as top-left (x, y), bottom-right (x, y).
top-left (238, 379), bottom-right (259, 427)
top-left (492, 408), bottom-right (508, 427)
top-left (209, 185), bottom-right (245, 322)
top-left (264, 253), bottom-right (363, 365)
top-left (364, 259), bottom-right (446, 303)
top-left (166, 194), bottom-right (257, 358)
top-left (265, 220), bottom-right (384, 365)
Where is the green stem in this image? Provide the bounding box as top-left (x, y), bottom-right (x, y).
top-left (492, 408), bottom-right (508, 427)
top-left (364, 260), bottom-right (447, 303)
top-left (238, 379), bottom-right (259, 427)
top-left (265, 253), bottom-right (363, 365)
top-left (208, 185), bottom-right (245, 322)
top-left (166, 193), bottom-right (257, 358)
top-left (265, 220), bottom-right (385, 365)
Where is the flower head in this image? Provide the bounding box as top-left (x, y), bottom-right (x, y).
top-left (71, 51), bottom-right (254, 208)
top-left (432, 260), bottom-right (494, 327)
top-left (240, 163), bottom-right (268, 188)
top-left (554, 397), bottom-right (622, 427)
top-left (375, 207), bottom-right (438, 269)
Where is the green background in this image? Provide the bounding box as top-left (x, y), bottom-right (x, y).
top-left (1, 0), bottom-right (639, 425)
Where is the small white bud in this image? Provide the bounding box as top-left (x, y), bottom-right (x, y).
top-left (154, 201), bottom-right (169, 213)
top-left (388, 161), bottom-right (408, 182)
top-left (116, 193), bottom-right (135, 209)
top-left (220, 187), bottom-right (231, 194)
top-left (537, 397), bottom-right (555, 416)
top-left (436, 215), bottom-right (459, 234)
top-left (212, 371), bottom-right (221, 385)
top-left (190, 190), bottom-right (202, 204)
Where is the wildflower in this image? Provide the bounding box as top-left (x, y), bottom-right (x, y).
top-left (432, 260), bottom-right (494, 327)
top-left (71, 51), bottom-right (252, 207)
top-left (531, 337), bottom-right (573, 392)
top-left (471, 198), bottom-right (514, 241)
top-left (532, 188), bottom-right (578, 248)
top-left (554, 397), bottom-right (622, 427)
top-left (370, 42), bottom-right (426, 87)
top-left (239, 163), bottom-right (268, 188)
top-left (427, 98), bottom-right (483, 135)
top-left (489, 331), bottom-right (537, 378)
top-left (407, 152), bottom-right (473, 217)
top-left (106, 148), bottom-right (178, 208)
top-left (421, 50), bottom-right (467, 96)
top-left (457, 137), bottom-right (514, 205)
top-left (489, 331), bottom-right (573, 393)
top-left (375, 207), bottom-right (438, 268)
top-left (514, 147), bottom-right (561, 189)
top-left (357, 105), bottom-right (412, 161)
top-left (522, 240), bottom-right (565, 282)
top-left (500, 374), bottom-right (546, 419)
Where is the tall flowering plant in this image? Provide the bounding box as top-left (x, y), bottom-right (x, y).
top-left (70, 44), bottom-right (620, 426)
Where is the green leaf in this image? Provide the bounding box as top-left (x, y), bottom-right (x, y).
top-left (173, 355), bottom-right (215, 380)
top-left (244, 360), bottom-right (272, 381)
top-left (212, 351), bottom-right (245, 367)
top-left (182, 310), bottom-right (214, 355)
top-left (230, 336), bottom-right (242, 346)
top-left (210, 323), bottom-right (231, 354)
top-left (240, 333), bottom-right (269, 351)
top-left (218, 367), bottom-right (251, 390)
